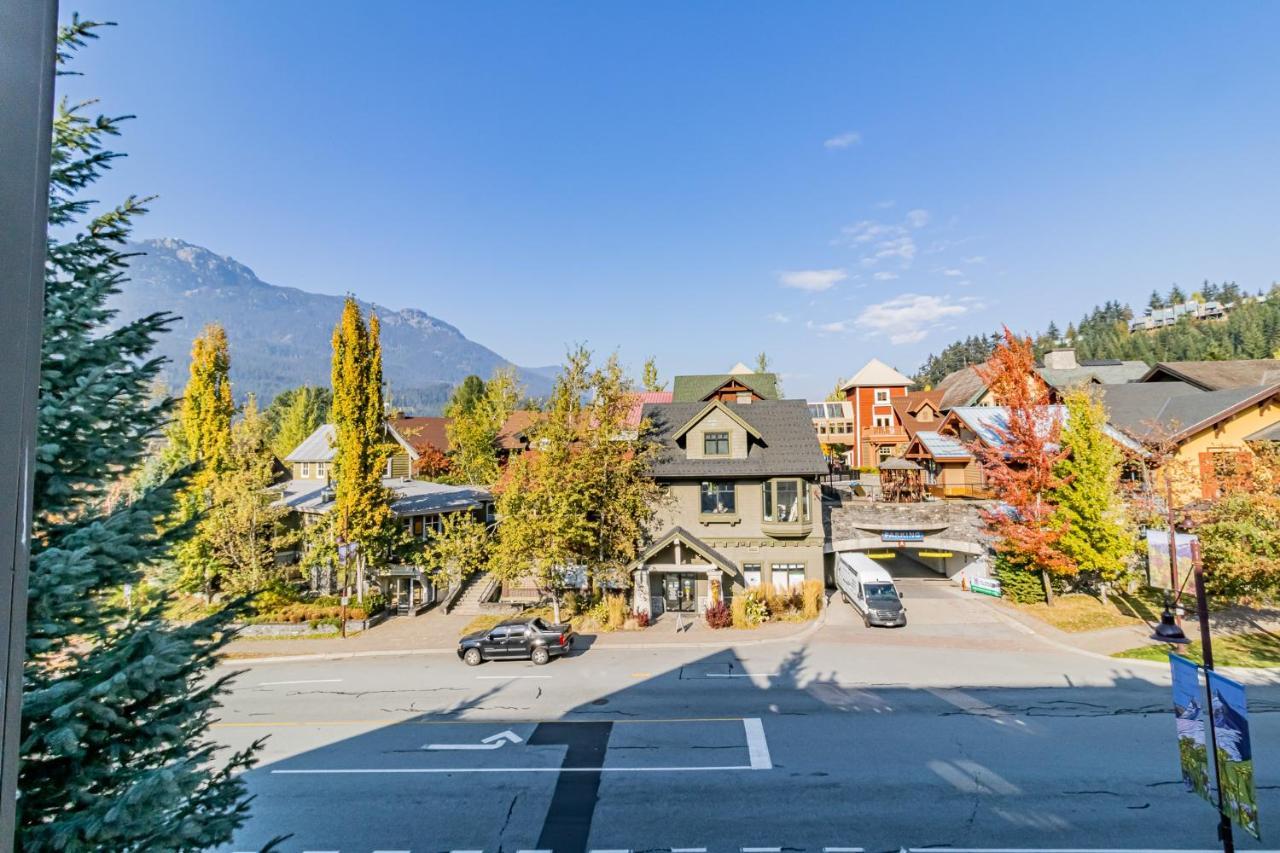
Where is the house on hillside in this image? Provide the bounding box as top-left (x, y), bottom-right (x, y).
top-left (629, 398), bottom-right (827, 618)
top-left (278, 422), bottom-right (493, 613)
top-left (837, 358), bottom-right (913, 468)
top-left (671, 362), bottom-right (780, 403)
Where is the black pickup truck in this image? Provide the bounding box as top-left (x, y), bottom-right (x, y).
top-left (457, 617), bottom-right (576, 666)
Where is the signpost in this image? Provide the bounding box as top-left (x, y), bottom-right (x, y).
top-left (881, 530), bottom-right (925, 542)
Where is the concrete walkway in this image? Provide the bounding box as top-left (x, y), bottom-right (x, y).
top-left (221, 604), bottom-right (825, 662)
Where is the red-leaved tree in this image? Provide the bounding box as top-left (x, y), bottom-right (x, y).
top-left (973, 327), bottom-right (1074, 603)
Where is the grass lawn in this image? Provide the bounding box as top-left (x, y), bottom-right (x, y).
top-left (1113, 631), bottom-right (1280, 668)
top-left (1009, 589), bottom-right (1164, 633)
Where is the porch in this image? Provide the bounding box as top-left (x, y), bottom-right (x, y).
top-left (630, 527), bottom-right (736, 618)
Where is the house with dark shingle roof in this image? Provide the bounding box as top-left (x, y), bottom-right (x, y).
top-left (670, 362), bottom-right (780, 403)
top-left (1139, 358), bottom-right (1280, 391)
top-left (629, 398), bottom-right (827, 618)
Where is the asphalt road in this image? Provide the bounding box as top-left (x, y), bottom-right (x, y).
top-left (213, 578), bottom-right (1280, 853)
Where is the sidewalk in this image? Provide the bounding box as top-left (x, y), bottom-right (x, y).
top-left (220, 605), bottom-right (826, 663)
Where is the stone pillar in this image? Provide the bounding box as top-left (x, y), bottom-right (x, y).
top-left (633, 568), bottom-right (650, 616)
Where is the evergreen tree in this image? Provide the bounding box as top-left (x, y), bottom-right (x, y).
top-left (1049, 387), bottom-right (1135, 592)
top-left (330, 297), bottom-right (395, 600)
top-left (180, 323), bottom-right (233, 472)
top-left (1168, 284), bottom-right (1187, 305)
top-left (754, 351), bottom-right (770, 374)
top-left (641, 356), bottom-right (665, 392)
top-left (266, 385), bottom-right (330, 459)
top-left (1148, 290), bottom-right (1164, 310)
top-left (19, 18), bottom-right (259, 848)
top-left (445, 374), bottom-right (486, 417)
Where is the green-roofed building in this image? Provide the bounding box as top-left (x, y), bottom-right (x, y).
top-left (671, 361), bottom-right (780, 403)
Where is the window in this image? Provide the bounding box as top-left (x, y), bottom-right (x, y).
top-left (826, 403), bottom-right (844, 418)
top-left (316, 461), bottom-right (326, 478)
top-left (743, 563), bottom-right (761, 588)
top-left (878, 446), bottom-right (893, 463)
top-left (703, 431), bottom-right (730, 456)
top-left (700, 481), bottom-right (736, 514)
top-left (299, 462), bottom-right (310, 478)
top-left (808, 404), bottom-right (824, 418)
top-left (771, 563), bottom-right (805, 589)
top-left (412, 516), bottom-right (425, 539)
top-left (762, 479), bottom-right (809, 523)
top-left (874, 389), bottom-right (890, 403)
top-left (874, 414), bottom-right (892, 428)
top-left (736, 392), bottom-right (752, 404)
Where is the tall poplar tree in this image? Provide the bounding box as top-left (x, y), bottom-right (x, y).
top-left (330, 297), bottom-right (393, 599)
top-left (180, 323), bottom-right (233, 473)
top-left (18, 18), bottom-right (259, 848)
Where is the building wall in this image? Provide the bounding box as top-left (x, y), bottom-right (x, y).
top-left (844, 385), bottom-right (909, 467)
top-left (648, 478), bottom-right (825, 591)
top-left (1163, 398), bottom-right (1280, 501)
top-left (684, 409), bottom-right (750, 460)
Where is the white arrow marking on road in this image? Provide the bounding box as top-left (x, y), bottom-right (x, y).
top-left (424, 730), bottom-right (523, 750)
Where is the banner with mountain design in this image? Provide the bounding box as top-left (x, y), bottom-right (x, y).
top-left (1206, 671), bottom-right (1260, 839)
top-left (1169, 654), bottom-right (1211, 802)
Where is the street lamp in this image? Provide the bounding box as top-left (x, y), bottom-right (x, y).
top-left (1150, 539), bottom-right (1235, 853)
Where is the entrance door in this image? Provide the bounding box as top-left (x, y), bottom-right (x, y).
top-left (663, 573), bottom-right (698, 612)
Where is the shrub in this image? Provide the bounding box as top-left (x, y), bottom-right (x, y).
top-left (563, 590), bottom-right (581, 617)
top-left (605, 593), bottom-right (628, 630)
top-left (630, 609), bottom-right (650, 628)
top-left (802, 579), bottom-right (823, 618)
top-left (731, 597), bottom-right (750, 628)
top-left (995, 554), bottom-right (1047, 604)
top-left (740, 588), bottom-right (768, 626)
top-left (704, 601), bottom-right (732, 629)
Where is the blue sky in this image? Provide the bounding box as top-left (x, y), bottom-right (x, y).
top-left (64, 2), bottom-right (1280, 398)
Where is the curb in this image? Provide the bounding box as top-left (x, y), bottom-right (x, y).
top-left (218, 604), bottom-right (831, 667)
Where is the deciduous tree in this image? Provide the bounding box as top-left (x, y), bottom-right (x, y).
top-left (446, 368), bottom-right (521, 486)
top-left (641, 356), bottom-right (665, 392)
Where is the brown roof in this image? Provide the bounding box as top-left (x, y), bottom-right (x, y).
top-left (935, 366), bottom-right (989, 409)
top-left (1140, 359), bottom-right (1280, 391)
top-left (891, 389), bottom-right (945, 439)
top-left (388, 416), bottom-right (452, 455)
top-left (497, 410), bottom-right (543, 451)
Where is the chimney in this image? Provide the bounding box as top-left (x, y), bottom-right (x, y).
top-left (1043, 348), bottom-right (1078, 370)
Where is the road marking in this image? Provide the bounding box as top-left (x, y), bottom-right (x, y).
top-left (706, 673), bottom-right (772, 678)
top-left (743, 717), bottom-right (772, 770)
top-left (670, 848), bottom-right (707, 852)
top-left (450, 849), bottom-right (483, 853)
top-left (591, 849), bottom-right (631, 853)
top-left (742, 848), bottom-right (782, 852)
top-left (824, 848), bottom-right (864, 852)
top-left (255, 678), bottom-right (343, 686)
top-left (372, 850), bottom-right (412, 852)
top-left (476, 675), bottom-right (552, 680)
top-left (425, 730), bottom-right (523, 750)
top-left (516, 849), bottom-right (552, 853)
top-left (272, 764), bottom-right (757, 774)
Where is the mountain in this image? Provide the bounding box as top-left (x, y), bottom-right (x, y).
top-left (109, 238), bottom-right (554, 414)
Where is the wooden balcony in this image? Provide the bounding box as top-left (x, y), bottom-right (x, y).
top-left (865, 425), bottom-right (908, 442)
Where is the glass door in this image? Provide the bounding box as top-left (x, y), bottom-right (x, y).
top-left (663, 573), bottom-right (698, 612)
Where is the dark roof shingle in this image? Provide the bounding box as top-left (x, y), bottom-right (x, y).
top-left (643, 399), bottom-right (827, 478)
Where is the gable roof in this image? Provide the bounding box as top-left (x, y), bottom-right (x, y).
top-left (672, 400), bottom-right (763, 442)
top-left (387, 416), bottom-right (451, 456)
top-left (839, 358), bottom-right (913, 390)
top-left (935, 366), bottom-right (990, 409)
top-left (671, 372), bottom-right (779, 402)
top-left (643, 399), bottom-right (828, 478)
top-left (944, 404), bottom-right (1145, 455)
top-left (1140, 359), bottom-right (1280, 391)
top-left (1096, 382), bottom-right (1280, 443)
top-left (496, 410), bottom-right (543, 450)
top-left (283, 424), bottom-right (337, 463)
top-left (624, 391), bottom-right (674, 430)
top-left (909, 430), bottom-right (973, 461)
top-left (891, 389), bottom-right (945, 438)
top-left (1036, 360), bottom-right (1150, 389)
top-left (629, 526), bottom-right (736, 573)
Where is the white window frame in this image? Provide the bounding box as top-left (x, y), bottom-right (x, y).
top-left (299, 462), bottom-right (311, 478)
top-left (874, 389), bottom-right (890, 404)
top-left (874, 414), bottom-right (893, 428)
top-left (316, 461), bottom-right (326, 479)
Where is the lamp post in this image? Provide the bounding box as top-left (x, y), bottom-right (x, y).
top-left (1150, 539), bottom-right (1234, 853)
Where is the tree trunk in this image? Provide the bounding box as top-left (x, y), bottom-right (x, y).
top-left (1041, 568), bottom-right (1055, 606)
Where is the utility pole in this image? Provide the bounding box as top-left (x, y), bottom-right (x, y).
top-left (0, 0), bottom-right (59, 838)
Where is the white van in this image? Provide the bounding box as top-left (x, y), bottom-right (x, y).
top-left (835, 553), bottom-right (907, 628)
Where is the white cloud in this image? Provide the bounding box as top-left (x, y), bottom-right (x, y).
top-left (942, 268), bottom-right (964, 277)
top-left (873, 271), bottom-right (899, 281)
top-left (963, 255), bottom-right (986, 264)
top-left (777, 268), bottom-right (847, 292)
top-left (905, 209), bottom-right (930, 228)
top-left (835, 212), bottom-right (928, 268)
top-left (766, 312), bottom-right (791, 324)
top-left (855, 294), bottom-right (970, 344)
top-left (823, 131), bottom-right (861, 149)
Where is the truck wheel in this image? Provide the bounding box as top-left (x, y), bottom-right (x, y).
top-left (463, 648), bottom-right (483, 666)
top-left (531, 647), bottom-right (550, 666)
top-left (863, 613), bottom-right (871, 628)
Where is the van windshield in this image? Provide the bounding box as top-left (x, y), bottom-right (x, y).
top-left (863, 583), bottom-right (899, 601)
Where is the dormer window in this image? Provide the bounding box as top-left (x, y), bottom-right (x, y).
top-left (703, 431), bottom-right (730, 456)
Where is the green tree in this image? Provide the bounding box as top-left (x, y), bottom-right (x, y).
top-left (265, 385), bottom-right (330, 459)
top-left (200, 396), bottom-right (290, 595)
top-left (754, 351), bottom-right (770, 374)
top-left (446, 368), bottom-right (521, 486)
top-left (19, 19), bottom-right (259, 848)
top-left (1169, 284), bottom-right (1187, 305)
top-left (1149, 289), bottom-right (1164, 310)
top-left (1049, 387), bottom-right (1135, 594)
top-left (446, 374), bottom-right (487, 416)
top-left (412, 511), bottom-right (492, 589)
top-left (180, 323), bottom-right (234, 473)
top-left (641, 356), bottom-right (665, 392)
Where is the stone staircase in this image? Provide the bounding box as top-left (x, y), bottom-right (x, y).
top-left (448, 572), bottom-right (498, 615)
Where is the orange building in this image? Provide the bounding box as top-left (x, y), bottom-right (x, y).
top-left (839, 358), bottom-right (914, 467)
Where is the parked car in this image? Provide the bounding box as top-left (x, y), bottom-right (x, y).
top-left (835, 552), bottom-right (907, 627)
top-left (458, 617), bottom-right (576, 666)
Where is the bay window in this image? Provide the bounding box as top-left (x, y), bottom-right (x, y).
top-left (761, 478), bottom-right (812, 533)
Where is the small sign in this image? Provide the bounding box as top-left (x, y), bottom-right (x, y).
top-left (969, 576), bottom-right (1002, 597)
top-left (1207, 671), bottom-right (1261, 839)
top-left (1145, 529), bottom-right (1197, 593)
top-left (340, 596), bottom-right (350, 607)
top-left (882, 530), bottom-right (924, 542)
